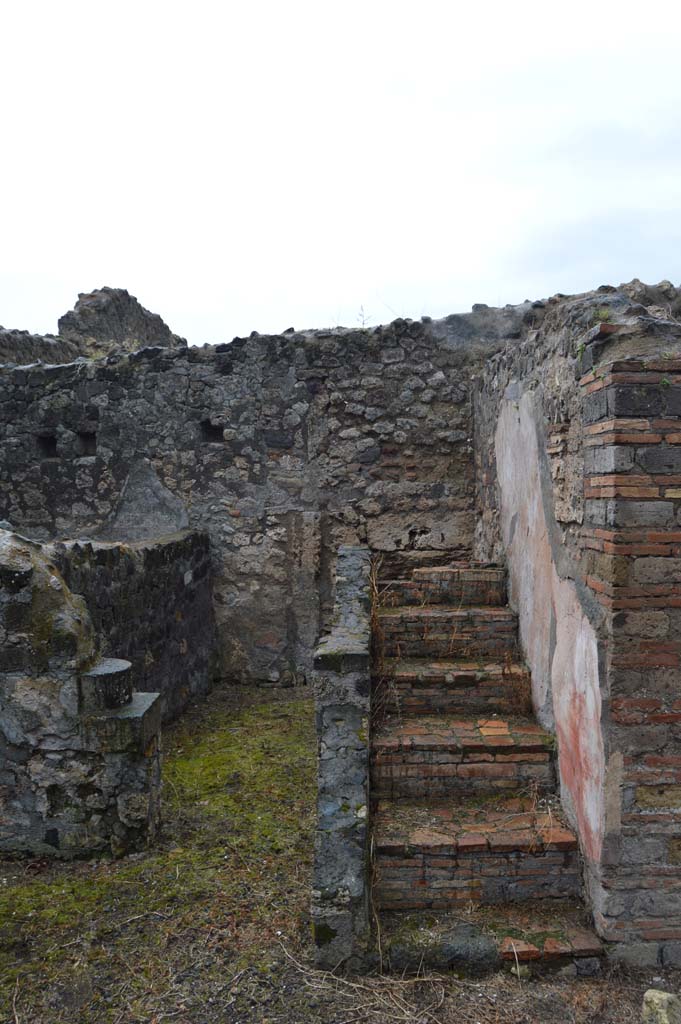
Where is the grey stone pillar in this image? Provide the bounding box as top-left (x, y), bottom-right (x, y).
top-left (311, 545), bottom-right (372, 968)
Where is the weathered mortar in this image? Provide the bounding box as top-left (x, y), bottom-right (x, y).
top-left (0, 297), bottom-right (525, 684)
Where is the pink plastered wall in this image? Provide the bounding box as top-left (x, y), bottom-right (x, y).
top-left (495, 392), bottom-right (605, 864)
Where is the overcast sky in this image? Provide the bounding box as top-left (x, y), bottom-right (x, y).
top-left (2, 1), bottom-right (681, 344)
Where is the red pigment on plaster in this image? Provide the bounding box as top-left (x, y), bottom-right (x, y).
top-left (557, 691), bottom-right (601, 863)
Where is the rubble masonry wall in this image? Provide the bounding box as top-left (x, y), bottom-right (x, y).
top-left (0, 313), bottom-right (523, 683)
top-left (51, 531), bottom-right (215, 721)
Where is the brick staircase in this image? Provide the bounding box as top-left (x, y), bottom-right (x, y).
top-left (370, 558), bottom-right (603, 972)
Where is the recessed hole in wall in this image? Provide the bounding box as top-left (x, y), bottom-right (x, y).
top-left (201, 420), bottom-right (224, 443)
top-left (37, 434), bottom-right (58, 459)
top-left (76, 430), bottom-right (97, 456)
top-left (43, 828), bottom-right (60, 849)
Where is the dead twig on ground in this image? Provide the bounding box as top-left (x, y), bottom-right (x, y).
top-left (511, 940), bottom-right (522, 988)
top-left (122, 911), bottom-right (170, 926)
top-left (12, 977), bottom-right (19, 1024)
top-left (278, 940), bottom-right (451, 1023)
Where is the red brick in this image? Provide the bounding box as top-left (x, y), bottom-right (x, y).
top-left (543, 938), bottom-right (574, 960)
top-left (457, 834), bottom-right (487, 853)
top-left (488, 831), bottom-right (537, 853)
top-left (584, 418), bottom-right (649, 434)
top-left (567, 929), bottom-right (603, 957)
top-left (500, 937), bottom-right (541, 961)
top-left (612, 698), bottom-right (662, 711)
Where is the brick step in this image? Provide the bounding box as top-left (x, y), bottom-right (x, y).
top-left (380, 566), bottom-right (506, 608)
top-left (377, 550), bottom-right (463, 580)
top-left (376, 606), bottom-right (518, 660)
top-left (379, 901), bottom-right (602, 975)
top-left (373, 796), bottom-right (580, 911)
top-left (371, 714), bottom-right (554, 800)
top-left (376, 658), bottom-right (531, 716)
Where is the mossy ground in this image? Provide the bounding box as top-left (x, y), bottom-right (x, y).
top-left (0, 685), bottom-right (676, 1024)
top-left (0, 686), bottom-right (316, 1023)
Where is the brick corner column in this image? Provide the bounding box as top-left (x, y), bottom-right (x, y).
top-left (580, 346), bottom-right (681, 965)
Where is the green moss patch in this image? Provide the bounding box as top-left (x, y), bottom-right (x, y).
top-left (0, 686), bottom-right (316, 1023)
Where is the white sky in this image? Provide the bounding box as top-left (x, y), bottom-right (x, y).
top-left (2, 0), bottom-right (681, 344)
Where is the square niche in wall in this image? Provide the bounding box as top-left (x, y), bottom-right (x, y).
top-left (200, 420), bottom-right (225, 443)
top-left (76, 430), bottom-right (97, 456)
top-left (37, 433), bottom-right (58, 459)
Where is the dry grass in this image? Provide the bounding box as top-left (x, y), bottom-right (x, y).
top-left (0, 685), bottom-right (677, 1023)
top-left (273, 945), bottom-right (669, 1024)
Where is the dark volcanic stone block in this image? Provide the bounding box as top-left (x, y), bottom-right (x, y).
top-left (607, 385), bottom-right (662, 418)
top-left (80, 657), bottom-right (133, 712)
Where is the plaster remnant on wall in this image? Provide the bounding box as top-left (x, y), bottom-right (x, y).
top-left (100, 459), bottom-right (189, 541)
top-left (494, 390), bottom-right (605, 864)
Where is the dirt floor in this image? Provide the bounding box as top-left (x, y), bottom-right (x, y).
top-left (0, 684), bottom-right (678, 1024)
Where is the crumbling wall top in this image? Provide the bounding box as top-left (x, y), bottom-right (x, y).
top-left (0, 287), bottom-right (186, 366)
top-left (0, 528), bottom-right (96, 676)
top-left (57, 287), bottom-right (186, 357)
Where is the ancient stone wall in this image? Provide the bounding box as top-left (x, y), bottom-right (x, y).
top-left (0, 530), bottom-right (161, 858)
top-left (312, 546), bottom-right (372, 968)
top-left (50, 531), bottom-right (215, 721)
top-left (0, 309), bottom-right (524, 684)
top-left (6, 280), bottom-right (681, 955)
top-left (57, 287), bottom-right (187, 356)
top-left (0, 328), bottom-right (80, 366)
top-left (579, 338), bottom-right (681, 965)
top-left (0, 287), bottom-right (186, 366)
top-left (475, 282), bottom-right (681, 964)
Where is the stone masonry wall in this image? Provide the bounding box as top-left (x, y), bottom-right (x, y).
top-left (312, 545), bottom-right (372, 969)
top-left (580, 337), bottom-right (681, 965)
top-left (0, 287), bottom-right (185, 366)
top-left (475, 282), bottom-right (681, 964)
top-left (6, 280), bottom-right (681, 955)
top-left (50, 531), bottom-right (215, 721)
top-left (0, 306), bottom-right (526, 685)
top-left (0, 530), bottom-right (161, 858)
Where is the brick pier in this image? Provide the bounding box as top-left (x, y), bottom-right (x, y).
top-left (580, 353), bottom-right (681, 959)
